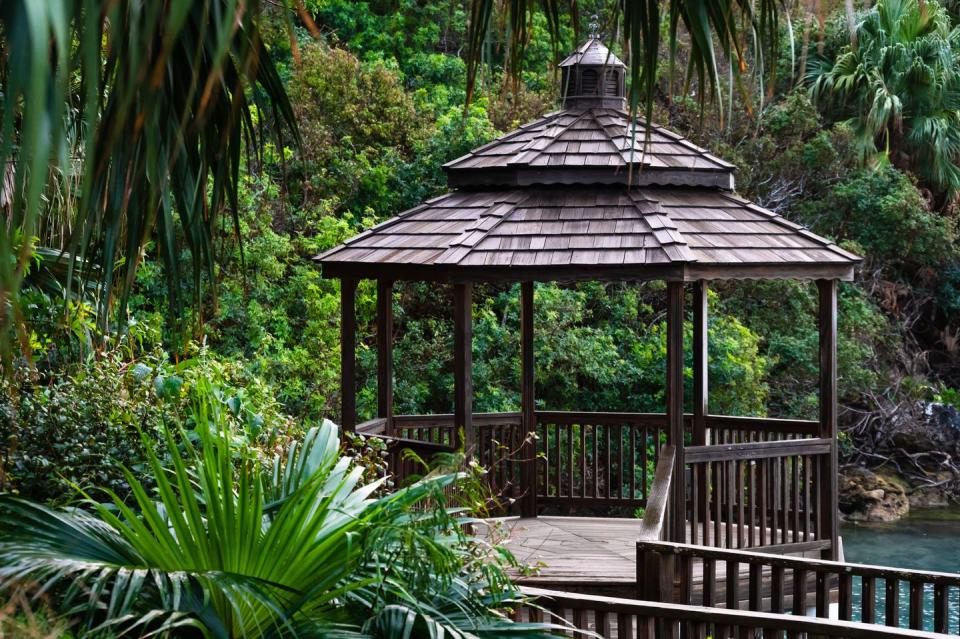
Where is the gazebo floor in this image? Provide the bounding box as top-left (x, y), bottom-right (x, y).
top-left (478, 516), bottom-right (830, 604)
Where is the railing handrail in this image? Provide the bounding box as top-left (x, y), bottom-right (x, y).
top-left (684, 437), bottom-right (832, 463)
top-left (638, 445), bottom-right (676, 542)
top-left (637, 539), bottom-right (960, 586)
top-left (519, 587), bottom-right (950, 639)
top-left (392, 412), bottom-right (521, 427)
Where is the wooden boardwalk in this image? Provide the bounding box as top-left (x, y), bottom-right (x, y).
top-left (480, 516), bottom-right (643, 597)
top-left (480, 516), bottom-right (828, 601)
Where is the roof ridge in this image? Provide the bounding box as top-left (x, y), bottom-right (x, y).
top-left (510, 111), bottom-right (589, 166)
top-left (435, 193), bottom-right (526, 265)
top-left (628, 190), bottom-right (697, 263)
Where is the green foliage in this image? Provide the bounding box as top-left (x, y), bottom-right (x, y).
top-left (811, 0), bottom-right (960, 195)
top-left (0, 344), bottom-right (296, 504)
top-left (0, 420), bottom-right (556, 637)
top-left (0, 0), bottom-right (297, 367)
top-left (795, 166), bottom-right (957, 269)
top-left (388, 283), bottom-right (769, 418)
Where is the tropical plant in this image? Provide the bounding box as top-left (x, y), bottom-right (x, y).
top-left (0, 0), bottom-right (297, 367)
top-left (0, 418), bottom-right (559, 637)
top-left (810, 0), bottom-right (960, 195)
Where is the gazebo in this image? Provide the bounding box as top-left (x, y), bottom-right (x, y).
top-left (317, 36), bottom-right (859, 576)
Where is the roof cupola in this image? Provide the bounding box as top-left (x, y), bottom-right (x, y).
top-left (559, 21), bottom-right (626, 110)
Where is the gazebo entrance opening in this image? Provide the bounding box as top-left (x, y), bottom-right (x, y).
top-left (317, 34), bottom-right (859, 593)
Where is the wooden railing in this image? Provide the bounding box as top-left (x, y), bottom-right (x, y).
top-left (536, 411), bottom-right (666, 510)
top-left (516, 587), bottom-right (950, 638)
top-left (705, 414), bottom-right (819, 444)
top-left (360, 411), bottom-right (828, 524)
top-left (636, 541), bottom-right (960, 634)
top-left (685, 435), bottom-right (833, 553)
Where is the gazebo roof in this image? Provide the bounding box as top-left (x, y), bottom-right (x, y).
top-left (316, 36), bottom-right (860, 283)
top-left (443, 109), bottom-right (734, 189)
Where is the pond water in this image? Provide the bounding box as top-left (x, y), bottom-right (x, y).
top-left (839, 508), bottom-right (960, 631)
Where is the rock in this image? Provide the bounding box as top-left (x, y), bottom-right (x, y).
top-left (909, 487), bottom-right (950, 509)
top-left (839, 467), bottom-right (909, 522)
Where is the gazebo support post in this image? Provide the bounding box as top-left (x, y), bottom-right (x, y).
top-left (666, 281), bottom-right (686, 543)
top-left (520, 281), bottom-right (537, 518)
top-left (818, 278), bottom-right (840, 559)
top-left (340, 277), bottom-right (358, 432)
top-left (377, 279), bottom-right (394, 433)
top-left (693, 280), bottom-right (708, 446)
top-left (454, 283), bottom-right (474, 455)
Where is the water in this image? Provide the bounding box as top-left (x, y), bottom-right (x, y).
top-left (840, 509), bottom-right (960, 631)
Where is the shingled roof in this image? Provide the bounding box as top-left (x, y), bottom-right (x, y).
top-left (316, 36), bottom-right (860, 283)
top-left (318, 187), bottom-right (858, 281)
top-left (444, 109), bottom-right (734, 189)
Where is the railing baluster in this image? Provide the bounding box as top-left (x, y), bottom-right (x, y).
top-left (704, 557), bottom-right (717, 607)
top-left (606, 425), bottom-right (612, 500)
top-left (791, 455), bottom-right (800, 543)
top-left (862, 576), bottom-right (876, 624)
top-left (793, 568), bottom-right (808, 615)
top-left (933, 583), bottom-right (948, 633)
top-left (909, 580), bottom-right (923, 630)
top-left (748, 562), bottom-right (762, 611)
top-left (581, 422), bottom-right (587, 499)
top-left (725, 460), bottom-right (734, 549)
top-left (885, 578), bottom-right (900, 627)
top-left (641, 424), bottom-right (649, 500)
top-left (713, 461), bottom-right (722, 547)
top-left (631, 423), bottom-right (637, 501)
top-left (815, 570), bottom-right (829, 617)
top-left (838, 572), bottom-right (852, 621)
top-left (772, 565), bottom-right (785, 614)
top-left (737, 460), bottom-right (745, 549)
top-left (567, 423), bottom-right (574, 502)
top-left (726, 560), bottom-right (739, 610)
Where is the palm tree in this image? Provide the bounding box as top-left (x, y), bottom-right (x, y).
top-left (810, 0), bottom-right (960, 195)
top-left (0, 418), bottom-right (559, 637)
top-left (0, 0), bottom-right (296, 368)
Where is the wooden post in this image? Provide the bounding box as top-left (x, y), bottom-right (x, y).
top-left (454, 283), bottom-right (474, 455)
top-left (377, 279), bottom-right (394, 432)
top-left (666, 281), bottom-right (686, 543)
top-left (520, 281), bottom-right (537, 518)
top-left (817, 278), bottom-right (839, 560)
top-left (693, 280), bottom-right (708, 446)
top-left (340, 276), bottom-right (358, 432)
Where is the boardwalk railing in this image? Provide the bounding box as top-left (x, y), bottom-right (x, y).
top-left (516, 587), bottom-right (950, 639)
top-left (536, 412), bottom-right (667, 510)
top-left (684, 436), bottom-right (833, 553)
top-left (360, 411), bottom-right (829, 530)
top-left (636, 540), bottom-right (960, 635)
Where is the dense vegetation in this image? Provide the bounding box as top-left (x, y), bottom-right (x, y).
top-left (5, 0), bottom-right (960, 633)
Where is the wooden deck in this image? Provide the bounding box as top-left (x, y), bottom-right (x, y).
top-left (480, 516), bottom-right (644, 597)
top-left (481, 515), bottom-right (828, 601)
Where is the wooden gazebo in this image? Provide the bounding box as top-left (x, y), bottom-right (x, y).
top-left (317, 36), bottom-right (860, 578)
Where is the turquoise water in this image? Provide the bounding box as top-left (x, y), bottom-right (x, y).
top-left (840, 510), bottom-right (960, 631)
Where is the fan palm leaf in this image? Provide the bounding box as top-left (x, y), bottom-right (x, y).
top-left (0, 419), bottom-right (560, 637)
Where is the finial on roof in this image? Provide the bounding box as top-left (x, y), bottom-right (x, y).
top-left (588, 14), bottom-right (600, 39)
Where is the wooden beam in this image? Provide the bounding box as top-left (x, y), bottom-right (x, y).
top-left (340, 277), bottom-right (358, 431)
top-left (692, 280), bottom-right (708, 446)
top-left (817, 278), bottom-right (839, 559)
top-left (377, 280), bottom-right (394, 431)
top-left (666, 281), bottom-right (686, 543)
top-left (454, 283), bottom-right (474, 454)
top-left (520, 281), bottom-right (537, 518)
